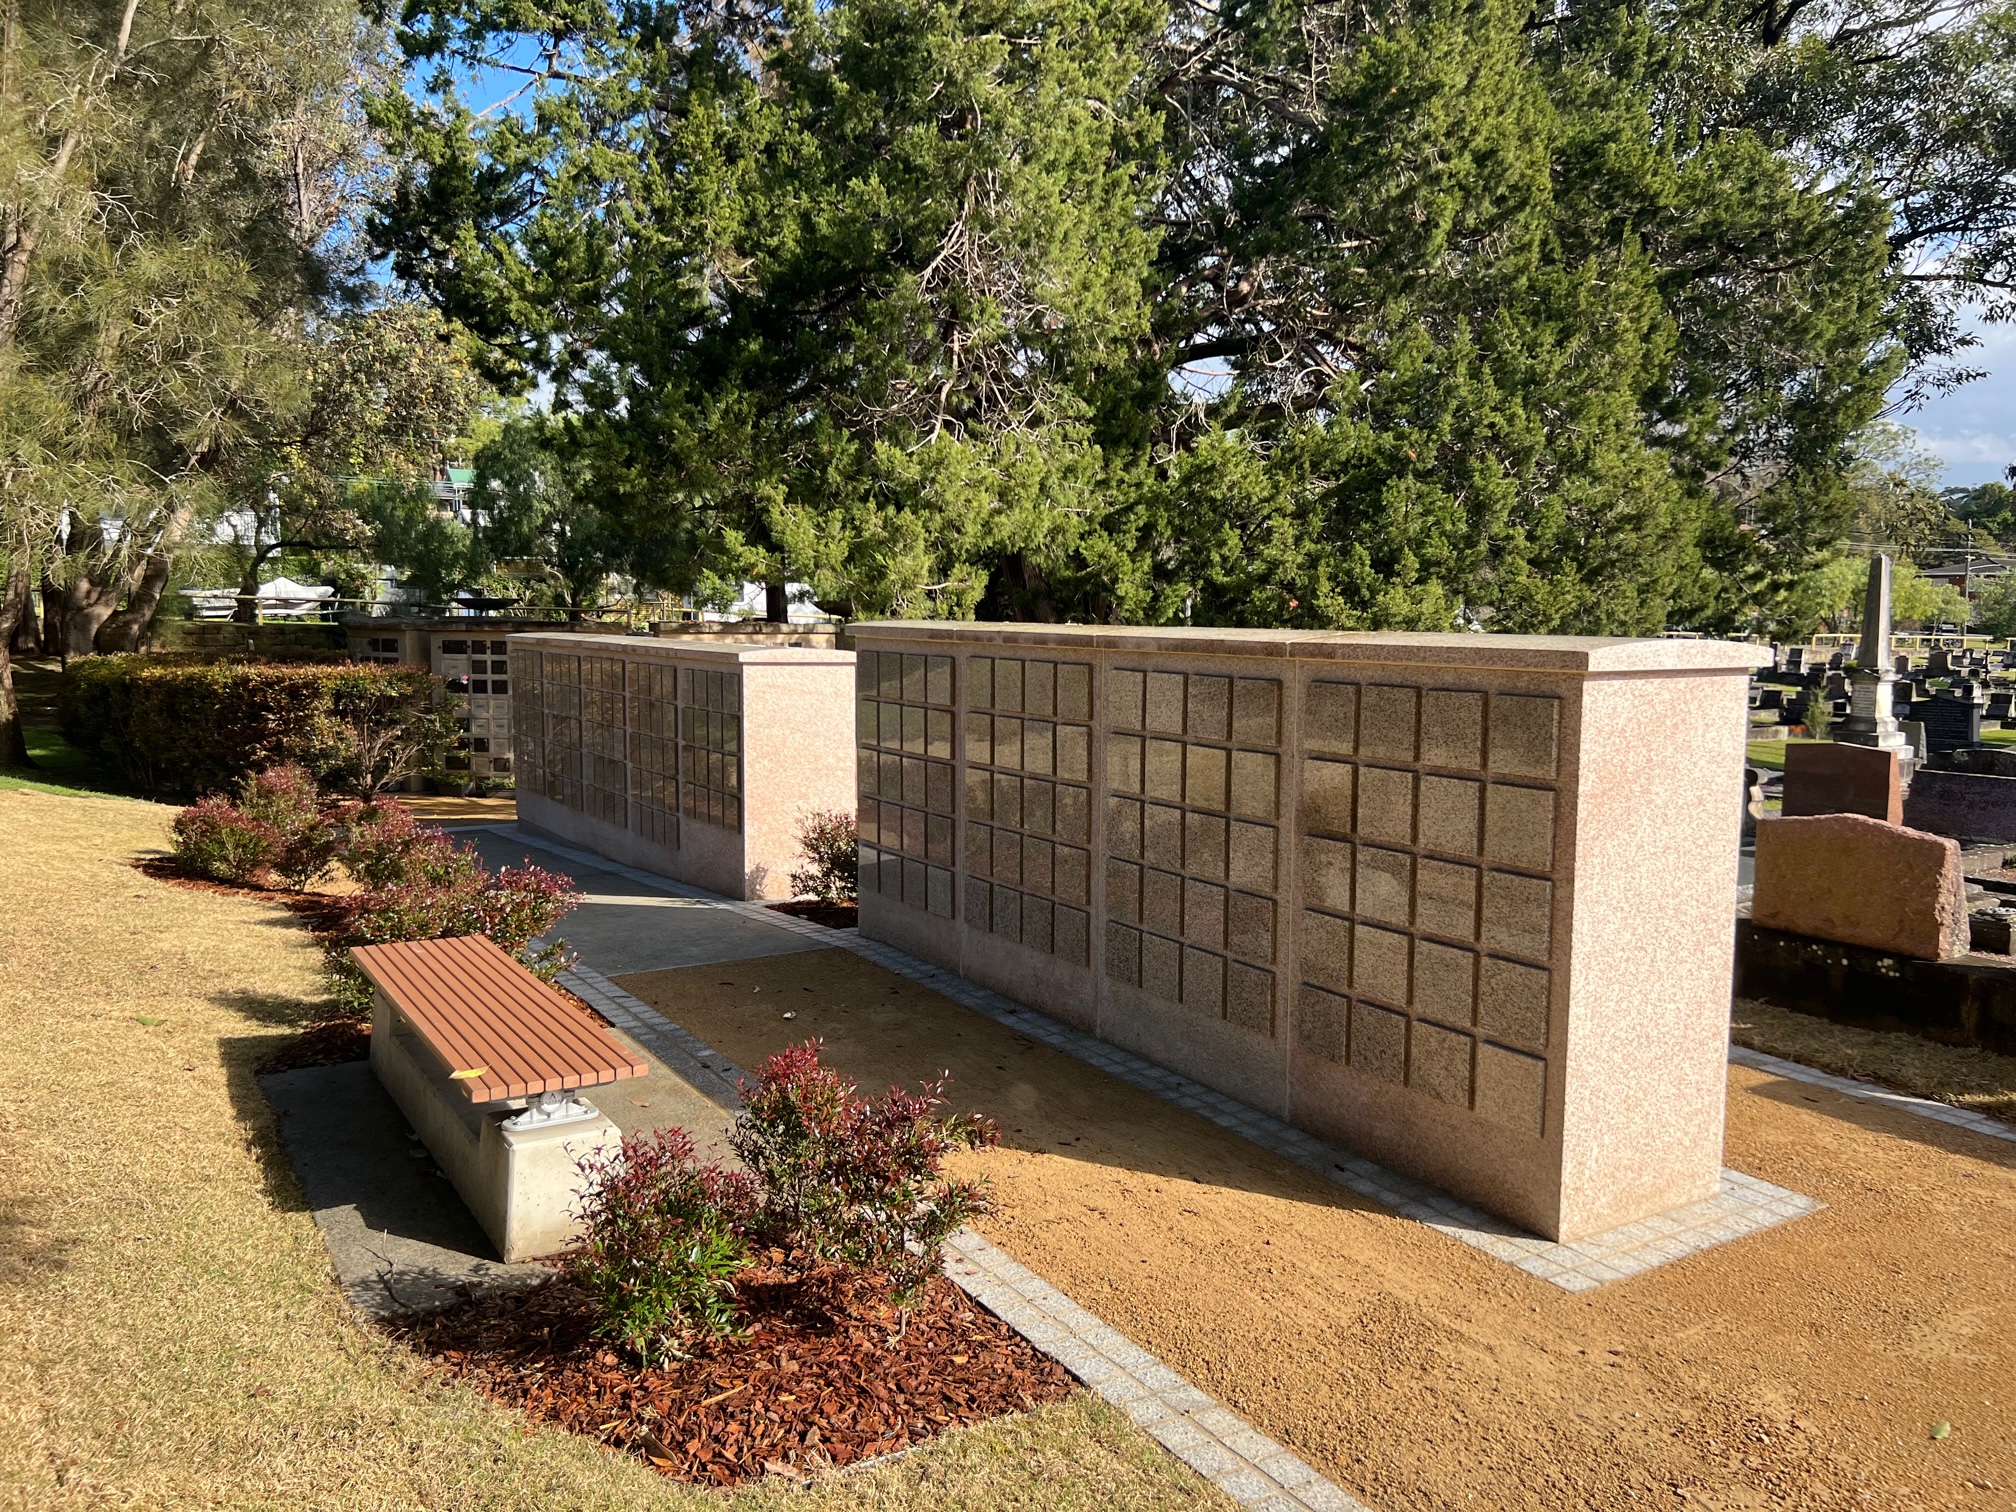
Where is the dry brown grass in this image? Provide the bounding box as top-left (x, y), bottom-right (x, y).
top-left (1732, 996), bottom-right (2016, 1125)
top-left (0, 791), bottom-right (1226, 1512)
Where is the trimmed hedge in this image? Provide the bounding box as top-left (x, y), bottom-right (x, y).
top-left (61, 656), bottom-right (456, 798)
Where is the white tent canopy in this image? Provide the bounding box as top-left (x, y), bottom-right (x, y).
top-left (179, 578), bottom-right (338, 619)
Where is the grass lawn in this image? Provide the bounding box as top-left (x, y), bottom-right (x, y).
top-left (1733, 999), bottom-right (2016, 1126)
top-left (0, 726), bottom-right (130, 799)
top-left (0, 791), bottom-right (1227, 1511)
top-left (1745, 736), bottom-right (1818, 772)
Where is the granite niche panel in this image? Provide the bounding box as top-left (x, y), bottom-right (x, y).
top-left (1103, 668), bottom-right (1282, 1037)
top-left (1293, 681), bottom-right (1558, 1141)
top-left (848, 624), bottom-right (1766, 1241)
top-left (855, 649), bottom-right (959, 920)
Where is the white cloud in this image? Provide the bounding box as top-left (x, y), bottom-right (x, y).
top-left (1895, 310), bottom-right (2016, 487)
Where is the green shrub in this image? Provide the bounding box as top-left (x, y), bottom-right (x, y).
top-left (60, 656), bottom-right (458, 798)
top-left (568, 1042), bottom-right (998, 1363)
top-left (569, 1129), bottom-right (757, 1363)
top-left (788, 809), bottom-right (858, 902)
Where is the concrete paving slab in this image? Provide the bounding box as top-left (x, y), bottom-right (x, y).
top-left (460, 828), bottom-right (825, 976)
top-left (261, 1022), bottom-right (737, 1318)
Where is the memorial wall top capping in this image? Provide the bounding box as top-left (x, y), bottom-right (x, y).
top-left (504, 630), bottom-right (854, 666)
top-left (846, 621), bottom-right (1772, 675)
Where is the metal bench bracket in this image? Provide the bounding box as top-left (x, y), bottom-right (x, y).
top-left (502, 1090), bottom-right (601, 1130)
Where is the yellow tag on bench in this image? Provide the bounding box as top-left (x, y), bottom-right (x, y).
top-left (450, 1067), bottom-right (488, 1080)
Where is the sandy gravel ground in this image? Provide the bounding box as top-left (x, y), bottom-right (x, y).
top-left (618, 947), bottom-right (2016, 1512)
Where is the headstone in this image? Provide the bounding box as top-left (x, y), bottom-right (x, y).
top-left (1751, 814), bottom-right (1966, 961)
top-left (1989, 692), bottom-right (2013, 721)
top-left (1929, 648), bottom-right (1953, 677)
top-left (1902, 719), bottom-right (1927, 761)
top-left (1828, 650), bottom-right (1847, 670)
top-left (1947, 746), bottom-right (2016, 779)
top-left (1894, 654), bottom-right (1913, 676)
top-left (1780, 742), bottom-right (1901, 823)
top-left (1837, 555), bottom-right (1911, 757)
top-left (1755, 688), bottom-right (1783, 710)
top-left (1903, 768), bottom-right (2016, 843)
top-left (1970, 909), bottom-right (2016, 955)
top-left (1918, 695), bottom-right (1982, 753)
top-left (1785, 647), bottom-right (1806, 673)
top-left (1742, 765), bottom-right (1766, 837)
top-left (1825, 671), bottom-right (1849, 700)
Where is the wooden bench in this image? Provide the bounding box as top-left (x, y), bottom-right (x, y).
top-left (352, 934), bottom-right (649, 1261)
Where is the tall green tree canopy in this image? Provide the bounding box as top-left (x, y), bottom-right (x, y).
top-left (368, 0), bottom-right (2015, 634)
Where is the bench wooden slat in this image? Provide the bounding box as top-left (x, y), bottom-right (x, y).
top-left (349, 935), bottom-right (648, 1102)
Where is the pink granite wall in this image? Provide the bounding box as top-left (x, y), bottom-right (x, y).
top-left (855, 625), bottom-right (1768, 1241)
top-left (508, 633), bottom-right (855, 899)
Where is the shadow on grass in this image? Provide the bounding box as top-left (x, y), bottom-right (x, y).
top-left (219, 1033), bottom-right (319, 1217)
top-left (0, 1195), bottom-right (82, 1286)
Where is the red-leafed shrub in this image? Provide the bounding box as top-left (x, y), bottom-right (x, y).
top-left (569, 1041), bottom-right (995, 1361)
top-left (569, 1129), bottom-right (758, 1362)
top-left (731, 1041), bottom-right (997, 1300)
top-left (339, 861), bottom-right (580, 959)
top-left (788, 810), bottom-right (858, 902)
top-left (236, 764), bottom-right (340, 888)
top-left (170, 796), bottom-right (282, 883)
top-left (339, 799), bottom-right (480, 889)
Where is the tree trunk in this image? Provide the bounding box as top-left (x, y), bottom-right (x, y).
top-left (39, 578), bottom-right (59, 656)
top-left (765, 577), bottom-right (789, 624)
top-left (57, 574), bottom-right (123, 659)
top-left (95, 551), bottom-right (171, 652)
top-left (9, 591), bottom-right (39, 655)
top-left (0, 553), bottom-right (31, 768)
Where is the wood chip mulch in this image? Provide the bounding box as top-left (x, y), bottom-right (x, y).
top-left (389, 1267), bottom-right (1073, 1485)
top-left (764, 899), bottom-right (859, 930)
top-left (261, 1019), bottom-right (372, 1073)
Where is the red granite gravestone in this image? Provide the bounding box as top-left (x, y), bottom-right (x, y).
top-left (1780, 741), bottom-right (1902, 824)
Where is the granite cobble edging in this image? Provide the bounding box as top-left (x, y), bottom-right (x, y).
top-left (1729, 1043), bottom-right (2015, 1144)
top-left (943, 1230), bottom-right (1373, 1512)
top-left (553, 962), bottom-right (1372, 1512)
top-left (509, 826), bottom-right (1826, 1287)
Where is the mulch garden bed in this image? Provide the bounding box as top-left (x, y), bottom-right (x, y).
top-left (391, 1267), bottom-right (1073, 1485)
top-left (765, 899), bottom-right (858, 930)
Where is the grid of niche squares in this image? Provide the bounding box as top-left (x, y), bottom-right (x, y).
top-left (624, 661), bottom-right (679, 848)
top-left (1296, 680), bottom-right (1562, 1138)
top-left (532, 652), bottom-right (583, 809)
top-left (581, 654), bottom-right (628, 828)
top-left (1104, 668), bottom-right (1284, 1037)
top-left (855, 649), bottom-right (957, 919)
top-left (677, 665), bottom-right (743, 832)
top-left (962, 656), bottom-right (1094, 967)
top-left (509, 647), bottom-right (546, 790)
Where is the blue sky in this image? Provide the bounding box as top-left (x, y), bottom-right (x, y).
top-left (1904, 314), bottom-right (2016, 489)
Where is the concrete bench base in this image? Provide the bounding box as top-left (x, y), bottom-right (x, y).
top-left (369, 993), bottom-right (620, 1261)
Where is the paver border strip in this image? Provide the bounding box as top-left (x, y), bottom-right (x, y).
top-left (1728, 1044), bottom-right (2016, 1144)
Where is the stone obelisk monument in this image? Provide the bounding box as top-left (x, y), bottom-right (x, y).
top-left (1836, 553), bottom-right (1912, 755)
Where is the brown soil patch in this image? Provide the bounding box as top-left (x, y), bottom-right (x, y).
top-left (765, 900), bottom-right (858, 930)
top-left (393, 794), bottom-right (518, 824)
top-left (617, 947), bottom-right (2016, 1512)
top-left (394, 1268), bottom-right (1072, 1486)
